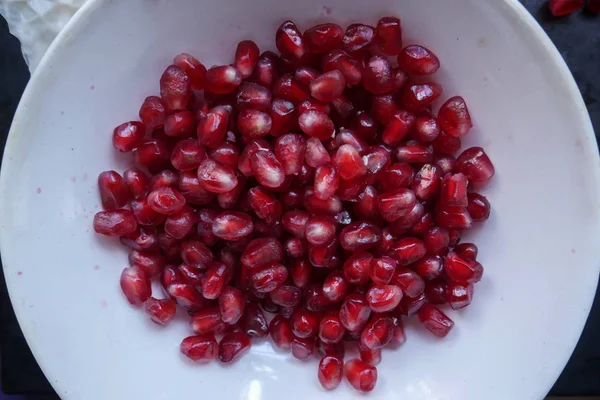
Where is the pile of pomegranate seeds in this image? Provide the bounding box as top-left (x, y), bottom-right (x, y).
top-left (94, 17), bottom-right (495, 393)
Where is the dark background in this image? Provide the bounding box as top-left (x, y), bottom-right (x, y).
top-left (0, 0), bottom-right (598, 398)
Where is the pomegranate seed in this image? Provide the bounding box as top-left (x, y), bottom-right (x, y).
top-left (298, 99), bottom-right (331, 115)
top-left (123, 168), bottom-right (149, 200)
top-left (311, 164), bottom-right (339, 200)
top-left (242, 303), bottom-right (269, 337)
top-left (299, 110), bottom-right (335, 140)
top-left (388, 237), bottom-right (427, 266)
top-left (237, 109), bottom-right (272, 139)
top-left (390, 317), bottom-right (407, 346)
top-left (362, 55), bottom-right (394, 95)
top-left (169, 282), bottom-right (206, 310)
top-left (219, 331), bottom-right (251, 363)
top-left (549, 0), bottom-right (584, 15)
top-left (436, 96), bottom-right (472, 138)
top-left (345, 359), bottom-right (377, 392)
top-left (294, 66), bottom-right (319, 89)
top-left (441, 173), bottom-right (469, 208)
top-left (288, 259), bottom-right (310, 288)
top-left (331, 144), bottom-right (365, 180)
top-left (94, 209), bottom-right (137, 236)
top-left (120, 227), bottom-right (158, 251)
top-left (398, 292), bottom-right (427, 315)
top-left (178, 172), bottom-right (215, 205)
top-left (119, 266), bottom-right (151, 306)
top-left (358, 342), bottom-right (381, 365)
top-left (319, 314), bottom-right (346, 344)
top-left (250, 150), bottom-right (286, 188)
top-left (178, 263), bottom-right (203, 286)
top-left (343, 252), bottom-right (373, 285)
top-left (377, 188), bottom-right (417, 223)
top-left (212, 211), bottom-right (254, 241)
top-left (392, 266), bottom-right (426, 298)
top-left (190, 307), bottom-right (226, 335)
top-left (339, 293), bottom-right (372, 331)
top-left (423, 227), bottom-right (450, 255)
top-left (181, 335), bottom-right (218, 362)
top-left (145, 297), bottom-right (176, 325)
top-left (98, 171), bottom-right (130, 210)
top-left (318, 355), bottom-right (344, 390)
top-left (149, 170), bottom-right (179, 191)
top-left (370, 94), bottom-right (397, 125)
top-left (321, 270), bottom-right (350, 303)
top-left (197, 107), bottom-right (229, 148)
top-left (129, 199), bottom-right (166, 226)
top-left (370, 256), bottom-right (397, 285)
top-left (418, 304), bottom-right (454, 337)
top-left (291, 336), bottom-right (316, 360)
top-left (160, 65), bottom-right (191, 111)
top-left (425, 280), bottom-right (448, 304)
top-left (334, 129), bottom-right (368, 153)
top-left (412, 114), bottom-right (440, 143)
top-left (305, 215), bottom-right (337, 246)
top-left (274, 74), bottom-right (310, 103)
top-left (112, 121), bottom-right (145, 152)
top-left (197, 159), bottom-right (238, 193)
top-left (432, 132), bottom-right (460, 157)
top-left (251, 51), bottom-right (279, 88)
top-left (269, 285), bottom-right (302, 308)
top-left (270, 315), bottom-right (293, 349)
top-left (238, 139), bottom-right (271, 176)
top-left (395, 141), bottom-right (434, 163)
top-left (146, 186), bottom-right (185, 215)
top-left (455, 243), bottom-right (478, 260)
top-left (219, 286), bottom-right (246, 324)
top-left (447, 282), bottom-right (474, 310)
top-left (411, 164), bottom-right (441, 200)
top-left (445, 252), bottom-right (483, 284)
top-left (241, 237), bottom-right (284, 268)
top-left (355, 186), bottom-right (381, 221)
top-left (250, 263), bottom-right (288, 293)
top-left (436, 205), bottom-right (473, 230)
top-left (247, 186), bottom-right (281, 224)
top-left (402, 83), bottom-right (443, 113)
top-left (382, 110), bottom-right (415, 146)
top-left (304, 23), bottom-right (344, 54)
top-left (291, 310), bottom-right (320, 338)
top-left (129, 250), bottom-right (165, 277)
top-left (202, 262), bottom-right (231, 299)
top-left (206, 65), bottom-right (242, 94)
top-left (208, 144), bottom-right (239, 169)
top-left (172, 54), bottom-right (206, 91)
top-left (234, 40), bottom-right (260, 79)
top-left (339, 222), bottom-right (382, 252)
top-left (305, 284), bottom-right (333, 311)
top-left (310, 70), bottom-right (346, 102)
top-left (236, 82), bottom-right (272, 111)
top-left (450, 229), bottom-right (463, 247)
top-left (134, 139), bottom-right (171, 171)
top-left (164, 110), bottom-right (194, 137)
top-left (456, 147), bottom-right (495, 184)
top-left (139, 96), bottom-right (165, 130)
top-left (266, 99), bottom-right (296, 137)
top-left (397, 45), bottom-right (440, 75)
top-left (276, 21), bottom-right (307, 61)
top-left (360, 313), bottom-right (394, 349)
top-left (275, 133), bottom-right (306, 175)
top-left (367, 285), bottom-right (403, 312)
top-left (374, 16), bottom-right (403, 55)
top-left (375, 227), bottom-right (396, 255)
top-left (342, 24), bottom-right (375, 54)
top-left (349, 111), bottom-right (376, 142)
top-left (170, 138), bottom-right (206, 171)
top-left (304, 188), bottom-right (343, 215)
top-left (281, 209), bottom-right (309, 238)
top-left (322, 49), bottom-right (363, 85)
top-left (467, 193), bottom-right (491, 222)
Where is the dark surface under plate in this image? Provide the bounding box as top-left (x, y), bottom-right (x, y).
top-left (0, 0), bottom-right (599, 398)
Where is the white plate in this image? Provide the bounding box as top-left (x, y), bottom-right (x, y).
top-left (1, 0), bottom-right (599, 399)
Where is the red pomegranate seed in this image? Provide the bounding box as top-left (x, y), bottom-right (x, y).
top-left (237, 109), bottom-right (271, 139)
top-left (349, 112), bottom-right (376, 143)
top-left (267, 99), bottom-right (296, 137)
top-left (250, 150), bottom-right (286, 188)
top-left (456, 147), bottom-right (495, 184)
top-left (367, 284), bottom-right (403, 313)
top-left (219, 286), bottom-right (246, 324)
top-left (331, 144), bottom-right (365, 180)
top-left (339, 222), bottom-right (382, 252)
top-left (241, 237), bottom-right (283, 268)
top-left (181, 335), bottom-right (218, 362)
top-left (305, 215), bottom-right (336, 246)
top-left (436, 205), bottom-right (473, 230)
top-left (298, 99), bottom-right (331, 115)
top-left (549, 0), bottom-right (584, 15)
top-left (173, 53), bottom-right (207, 90)
top-left (178, 263), bottom-right (203, 286)
top-left (123, 168), bottom-right (149, 200)
top-left (378, 163), bottom-right (415, 192)
top-left (145, 297), bottom-right (176, 325)
top-left (418, 304), bottom-right (454, 337)
top-left (358, 342), bottom-right (381, 365)
top-left (362, 55), bottom-right (394, 95)
top-left (382, 110), bottom-right (416, 146)
top-left (390, 318), bottom-right (407, 346)
top-left (234, 40), bottom-right (260, 79)
top-left (432, 133), bottom-right (460, 157)
top-left (411, 164), bottom-right (441, 201)
top-left (445, 252), bottom-right (483, 284)
top-left (202, 262), bottom-right (231, 299)
top-left (370, 94), bottom-right (396, 125)
top-left (130, 199), bottom-right (166, 226)
top-left (197, 159), bottom-right (238, 193)
top-left (139, 96), bottom-right (165, 130)
top-left (345, 358), bottom-right (377, 392)
top-left (160, 65), bottom-right (191, 111)
top-left (98, 171), bottom-right (130, 210)
top-left (190, 307), bottom-right (226, 335)
top-left (339, 293), bottom-right (372, 331)
top-left (374, 17), bottom-right (403, 55)
top-left (120, 227), bottom-right (158, 251)
top-left (397, 45), bottom-right (440, 75)
top-left (247, 186), bottom-right (282, 224)
top-left (322, 270), bottom-right (350, 303)
top-left (448, 229), bottom-right (461, 247)
top-left (392, 266), bottom-right (426, 298)
top-left (398, 292), bottom-right (427, 316)
top-left (164, 110), bottom-right (194, 137)
top-left (219, 331), bottom-right (251, 363)
top-left (436, 97), bottom-right (472, 139)
top-left (133, 138), bottom-right (171, 171)
top-left (120, 266), bottom-right (151, 306)
top-left (402, 83), bottom-right (443, 113)
top-left (434, 155), bottom-right (457, 177)
top-left (377, 188), bottom-right (417, 223)
top-left (319, 314), bottom-right (346, 344)
top-left (206, 65), bottom-right (242, 95)
top-left (412, 114), bottom-right (441, 143)
top-left (242, 303), bottom-right (269, 337)
top-left (370, 256), bottom-right (397, 285)
top-left (360, 313), bottom-right (394, 349)
top-left (273, 74), bottom-right (310, 103)
top-left (311, 164), bottom-right (338, 200)
top-left (388, 201), bottom-right (425, 235)
top-left (276, 21), bottom-right (307, 61)
top-left (455, 242), bottom-right (478, 260)
top-left (178, 172), bottom-right (215, 205)
top-left (294, 66), bottom-right (319, 89)
top-left (304, 23), bottom-right (344, 54)
top-left (342, 24), bottom-right (375, 54)
top-left (212, 211), bottom-right (254, 241)
top-left (288, 259), bottom-right (311, 288)
top-left (170, 139), bottom-right (206, 171)
top-left (94, 209), bottom-right (137, 236)
top-left (447, 282), bottom-right (474, 310)
top-left (318, 355), bottom-right (344, 390)
top-left (251, 51), bottom-right (279, 88)
top-left (208, 144), bottom-right (239, 170)
top-left (250, 263), bottom-right (288, 293)
top-left (304, 188), bottom-right (342, 215)
top-left (308, 237), bottom-right (340, 269)
top-left (291, 310), bottom-right (320, 338)
top-left (281, 209), bottom-right (309, 238)
top-left (309, 70), bottom-right (346, 102)
top-left (129, 250), bottom-right (165, 278)
top-left (269, 315), bottom-right (293, 349)
top-left (423, 227), bottom-right (450, 255)
top-left (291, 336), bottom-right (316, 360)
top-left (238, 139), bottom-right (271, 177)
top-left (147, 187), bottom-right (186, 215)
top-left (355, 186), bottom-right (381, 221)
top-left (388, 237), bottom-right (427, 266)
top-left (112, 121), bottom-right (145, 152)
top-left (305, 284), bottom-right (333, 312)
top-left (149, 170), bottom-right (179, 191)
top-left (197, 106), bottom-right (229, 148)
top-left (334, 129), bottom-right (368, 153)
top-left (375, 227), bottom-right (396, 255)
top-left (395, 141), bottom-right (434, 164)
top-left (274, 133), bottom-right (306, 175)
top-left (441, 173), bottom-right (468, 207)
top-left (168, 282), bottom-right (206, 310)
top-left (269, 285), bottom-right (302, 308)
top-left (298, 110), bottom-right (335, 140)
top-left (236, 82), bottom-right (272, 111)
top-left (343, 252), bottom-right (373, 285)
top-left (322, 49), bottom-right (363, 85)
top-left (467, 193), bottom-right (491, 222)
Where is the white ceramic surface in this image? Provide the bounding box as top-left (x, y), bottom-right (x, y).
top-left (1, 0), bottom-right (599, 399)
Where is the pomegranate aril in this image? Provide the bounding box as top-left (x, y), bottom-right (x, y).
top-left (270, 315), bottom-right (293, 349)
top-left (322, 49), bottom-right (363, 85)
top-left (331, 144), bottom-right (365, 180)
top-left (129, 250), bottom-right (165, 278)
top-left (291, 310), bottom-right (320, 338)
top-left (206, 65), bottom-right (242, 95)
top-left (164, 110), bottom-right (194, 138)
top-left (276, 20), bottom-right (307, 61)
top-left (250, 263), bottom-right (288, 293)
top-left (304, 23), bottom-right (344, 54)
top-left (305, 284), bottom-right (333, 312)
top-left (395, 141), bottom-right (434, 164)
top-left (322, 271), bottom-right (351, 303)
top-left (250, 150), bottom-right (286, 188)
top-left (282, 209), bottom-right (309, 238)
top-left (251, 51), bottom-right (279, 88)
top-left (398, 292), bottom-right (427, 316)
top-left (456, 147), bottom-right (495, 184)
top-left (338, 221), bottom-right (381, 252)
top-left (98, 171), bottom-right (130, 210)
top-left (202, 262), bottom-right (232, 300)
top-left (343, 252), bottom-right (373, 285)
top-left (146, 186), bottom-right (185, 215)
top-left (298, 98), bottom-right (331, 115)
top-left (436, 205), bottom-right (473, 230)
top-left (402, 83), bottom-right (443, 113)
top-left (269, 285), bottom-right (302, 308)
top-left (362, 55), bottom-right (394, 95)
top-left (304, 188), bottom-right (342, 215)
top-left (319, 314), bottom-right (346, 344)
top-left (219, 331), bottom-right (251, 363)
top-left (197, 159), bottom-right (238, 193)
top-left (242, 304), bottom-right (269, 337)
top-left (112, 121), bottom-right (145, 152)
top-left (274, 133), bottom-right (306, 175)
top-left (170, 138), bottom-right (206, 171)
top-left (441, 173), bottom-right (468, 207)
top-left (447, 282), bottom-right (474, 310)
top-left (382, 110), bottom-right (415, 146)
top-left (178, 263), bottom-right (203, 286)
top-left (294, 66), bottom-right (319, 89)
top-left (149, 170), bottom-right (179, 191)
top-left (310, 70), bottom-right (346, 103)
top-left (319, 355), bottom-right (344, 390)
top-left (274, 74), bottom-right (310, 103)
top-left (418, 304), bottom-right (454, 337)
top-left (345, 358), bottom-right (377, 392)
top-left (160, 65), bottom-right (191, 111)
top-left (191, 307), bottom-right (226, 335)
top-left (94, 209), bottom-right (137, 236)
top-left (392, 266), bottom-right (426, 298)
top-left (247, 186), bottom-right (282, 224)
top-left (425, 279), bottom-right (448, 304)
top-left (445, 252), bottom-right (483, 284)
top-left (289, 258), bottom-right (311, 288)
top-left (397, 45), bottom-right (440, 75)
top-left (411, 164), bottom-right (441, 201)
top-left (388, 237), bottom-right (427, 267)
top-left (139, 96), bottom-right (165, 130)
top-left (355, 185), bottom-right (381, 221)
top-left (120, 226), bottom-right (158, 251)
top-left (342, 24), bottom-right (375, 54)
top-left (299, 110), bottom-right (335, 140)
top-left (377, 188), bottom-right (417, 223)
top-left (181, 335), bottom-right (218, 362)
top-left (360, 314), bottom-right (394, 349)
top-left (134, 139), bottom-right (171, 171)
top-left (172, 53), bottom-right (206, 91)
top-left (145, 297), bottom-right (176, 325)
top-left (305, 215), bottom-right (337, 246)
top-left (219, 286), bottom-right (246, 324)
top-left (212, 211), bottom-right (254, 241)
top-left (339, 293), bottom-right (372, 331)
top-left (233, 40), bottom-right (260, 79)
top-left (467, 193), bottom-right (491, 222)
top-left (358, 342), bottom-right (381, 365)
top-left (236, 82), bottom-right (272, 112)
top-left (119, 266), bottom-right (151, 306)
top-left (196, 106), bottom-right (229, 148)
top-left (378, 163), bottom-right (415, 192)
top-left (423, 227), bottom-right (450, 255)
top-left (178, 171), bottom-right (215, 205)
top-left (241, 237), bottom-right (284, 268)
top-left (335, 129), bottom-right (368, 153)
top-left (455, 242), bottom-right (478, 260)
top-left (208, 144), bottom-right (239, 169)
top-left (390, 317), bottom-right (407, 346)
top-left (291, 336), bottom-right (316, 360)
top-left (123, 168), bottom-right (149, 200)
